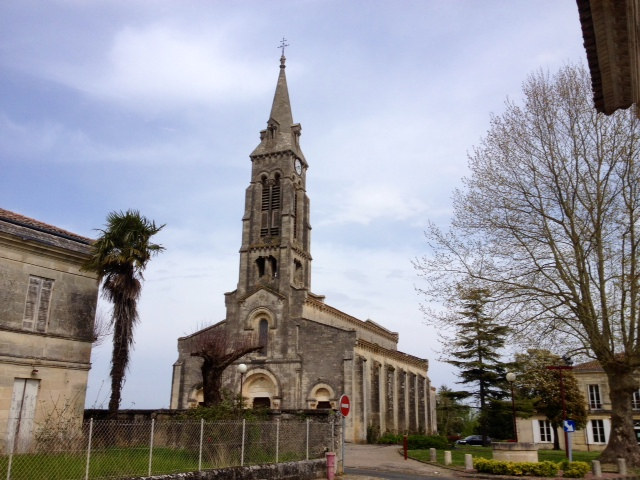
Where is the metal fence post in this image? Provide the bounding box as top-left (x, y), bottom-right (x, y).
top-left (306, 418), bottom-right (310, 460)
top-left (240, 418), bottom-right (246, 466)
top-left (276, 418), bottom-right (280, 463)
top-left (84, 418), bottom-right (94, 480)
top-left (148, 419), bottom-right (155, 476)
top-left (198, 418), bottom-right (204, 471)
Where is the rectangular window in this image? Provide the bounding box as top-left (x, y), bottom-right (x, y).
top-left (633, 390), bottom-right (640, 410)
top-left (588, 384), bottom-right (602, 409)
top-left (539, 420), bottom-right (552, 442)
top-left (592, 419), bottom-right (606, 443)
top-left (23, 276), bottom-right (54, 332)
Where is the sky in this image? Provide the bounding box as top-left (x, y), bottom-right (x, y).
top-left (0, 1), bottom-right (589, 409)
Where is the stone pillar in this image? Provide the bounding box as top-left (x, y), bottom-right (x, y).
top-left (430, 386), bottom-right (437, 434)
top-left (409, 372), bottom-right (417, 432)
top-left (386, 366), bottom-right (395, 433)
top-left (418, 375), bottom-right (426, 433)
top-left (379, 362), bottom-right (386, 435)
top-left (343, 351), bottom-right (354, 442)
top-left (371, 361), bottom-right (381, 432)
top-left (354, 355), bottom-right (366, 442)
top-left (398, 370), bottom-right (406, 432)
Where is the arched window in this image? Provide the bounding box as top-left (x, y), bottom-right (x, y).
top-left (258, 319), bottom-right (268, 355)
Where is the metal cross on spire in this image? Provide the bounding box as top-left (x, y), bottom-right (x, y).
top-left (278, 37), bottom-right (289, 57)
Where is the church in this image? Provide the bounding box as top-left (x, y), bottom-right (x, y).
top-left (169, 54), bottom-right (437, 442)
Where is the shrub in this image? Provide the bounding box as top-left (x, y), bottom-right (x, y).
top-left (559, 460), bottom-right (591, 478)
top-left (407, 435), bottom-right (449, 450)
top-left (366, 424), bottom-right (381, 444)
top-left (377, 433), bottom-right (403, 444)
top-left (376, 434), bottom-right (448, 449)
top-left (474, 458), bottom-right (558, 477)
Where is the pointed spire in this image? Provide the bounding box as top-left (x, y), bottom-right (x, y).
top-left (250, 50), bottom-right (305, 162)
top-left (268, 54), bottom-right (294, 129)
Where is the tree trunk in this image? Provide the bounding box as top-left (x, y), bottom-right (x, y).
top-left (552, 425), bottom-right (561, 450)
top-left (108, 317), bottom-right (129, 416)
top-left (201, 362), bottom-right (225, 407)
top-left (599, 368), bottom-right (640, 466)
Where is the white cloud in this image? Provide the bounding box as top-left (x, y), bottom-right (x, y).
top-left (47, 24), bottom-right (273, 110)
top-left (320, 184), bottom-right (428, 225)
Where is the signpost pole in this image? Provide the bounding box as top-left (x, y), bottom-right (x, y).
top-left (563, 420), bottom-right (576, 462)
top-left (342, 414), bottom-right (346, 473)
top-left (339, 394), bottom-right (350, 474)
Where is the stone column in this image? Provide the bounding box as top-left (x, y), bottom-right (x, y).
top-left (371, 361), bottom-right (381, 432)
top-left (386, 365), bottom-right (395, 433)
top-left (342, 351), bottom-right (354, 443)
top-left (418, 375), bottom-right (426, 433)
top-left (409, 372), bottom-right (417, 432)
top-left (398, 369), bottom-right (406, 432)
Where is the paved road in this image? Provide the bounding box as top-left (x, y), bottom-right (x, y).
top-left (342, 444), bottom-right (461, 480)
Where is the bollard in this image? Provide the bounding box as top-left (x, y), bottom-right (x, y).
top-left (403, 435), bottom-right (408, 460)
top-left (592, 460), bottom-right (602, 478)
top-left (444, 451), bottom-right (452, 465)
top-left (326, 452), bottom-right (336, 480)
top-left (465, 454), bottom-right (474, 471)
top-left (430, 448), bottom-right (436, 462)
top-left (617, 458), bottom-right (627, 475)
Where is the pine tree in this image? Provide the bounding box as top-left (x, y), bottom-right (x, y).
top-left (444, 288), bottom-right (510, 445)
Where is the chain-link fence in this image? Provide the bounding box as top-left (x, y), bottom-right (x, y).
top-left (1, 416), bottom-right (340, 480)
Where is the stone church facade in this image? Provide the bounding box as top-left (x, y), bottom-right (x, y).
top-left (169, 55), bottom-right (437, 442)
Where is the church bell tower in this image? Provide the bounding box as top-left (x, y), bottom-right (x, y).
top-left (236, 54), bottom-right (312, 298)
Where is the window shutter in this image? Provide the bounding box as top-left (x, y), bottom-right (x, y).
top-left (23, 277), bottom-right (40, 330)
top-left (35, 279), bottom-right (53, 332)
top-left (532, 419), bottom-right (540, 443)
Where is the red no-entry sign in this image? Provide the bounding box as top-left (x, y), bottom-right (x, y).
top-left (339, 394), bottom-right (350, 417)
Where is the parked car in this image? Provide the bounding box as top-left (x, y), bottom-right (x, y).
top-left (456, 435), bottom-right (490, 446)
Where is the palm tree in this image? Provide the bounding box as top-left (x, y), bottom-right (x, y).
top-left (83, 210), bottom-right (164, 414)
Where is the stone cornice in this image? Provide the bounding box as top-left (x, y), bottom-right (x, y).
top-left (0, 324), bottom-right (94, 343)
top-left (0, 354), bottom-right (91, 371)
top-left (0, 229), bottom-right (93, 269)
top-left (356, 338), bottom-right (428, 370)
top-left (304, 297), bottom-right (399, 342)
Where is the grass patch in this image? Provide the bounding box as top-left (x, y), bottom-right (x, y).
top-left (0, 446), bottom-right (310, 480)
top-left (408, 446), bottom-right (493, 466)
top-left (407, 446), bottom-right (601, 468)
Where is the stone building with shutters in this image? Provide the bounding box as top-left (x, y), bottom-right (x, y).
top-left (169, 55), bottom-right (437, 442)
top-left (516, 359), bottom-right (640, 451)
top-left (0, 208), bottom-right (99, 453)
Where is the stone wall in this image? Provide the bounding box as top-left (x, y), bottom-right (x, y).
top-left (122, 459), bottom-right (327, 480)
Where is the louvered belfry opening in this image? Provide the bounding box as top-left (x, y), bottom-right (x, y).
top-left (293, 191), bottom-right (298, 239)
top-left (260, 174), bottom-right (281, 237)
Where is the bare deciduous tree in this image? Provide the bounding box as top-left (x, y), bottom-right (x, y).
top-left (188, 325), bottom-right (261, 407)
top-left (414, 65), bottom-right (640, 464)
top-left (92, 305), bottom-right (112, 348)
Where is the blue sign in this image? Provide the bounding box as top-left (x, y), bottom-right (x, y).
top-left (563, 420), bottom-right (576, 432)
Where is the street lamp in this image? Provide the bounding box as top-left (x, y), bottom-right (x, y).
top-left (237, 363), bottom-right (247, 408)
top-left (506, 372), bottom-right (518, 442)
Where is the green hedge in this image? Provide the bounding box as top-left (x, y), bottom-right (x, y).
top-left (377, 434), bottom-right (449, 450)
top-left (474, 458), bottom-right (558, 477)
top-left (407, 435), bottom-right (449, 450)
top-left (559, 460), bottom-right (591, 478)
